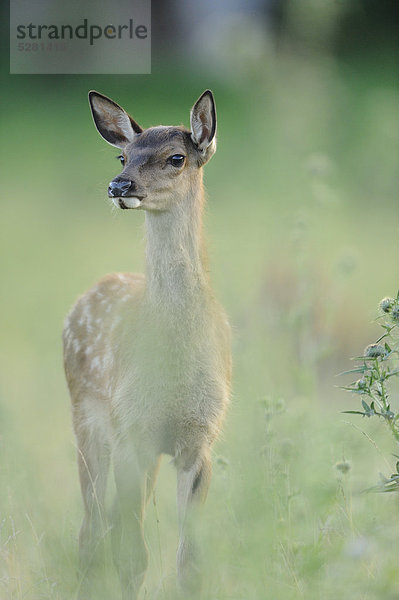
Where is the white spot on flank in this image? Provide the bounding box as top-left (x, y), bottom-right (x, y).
top-left (111, 315), bottom-right (122, 331)
top-left (80, 304), bottom-right (94, 331)
top-left (90, 356), bottom-right (101, 372)
top-left (103, 351), bottom-right (113, 370)
top-left (72, 339), bottom-right (81, 353)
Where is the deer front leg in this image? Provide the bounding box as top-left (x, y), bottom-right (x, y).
top-left (176, 448), bottom-right (212, 594)
top-left (113, 449), bottom-right (151, 600)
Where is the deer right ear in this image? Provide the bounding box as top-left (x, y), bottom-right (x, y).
top-left (190, 90), bottom-right (217, 165)
top-left (190, 90), bottom-right (216, 147)
top-left (88, 91), bottom-right (143, 148)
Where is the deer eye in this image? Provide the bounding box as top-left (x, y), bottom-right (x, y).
top-left (170, 154), bottom-right (185, 168)
top-left (116, 155), bottom-right (125, 166)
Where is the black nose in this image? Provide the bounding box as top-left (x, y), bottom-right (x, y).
top-left (108, 180), bottom-right (132, 197)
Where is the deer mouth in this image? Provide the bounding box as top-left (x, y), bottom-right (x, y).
top-left (114, 197), bottom-right (143, 210)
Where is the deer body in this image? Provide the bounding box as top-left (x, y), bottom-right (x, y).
top-left (63, 91), bottom-right (231, 599)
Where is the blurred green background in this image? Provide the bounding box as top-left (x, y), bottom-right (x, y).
top-left (1, 1), bottom-right (399, 598)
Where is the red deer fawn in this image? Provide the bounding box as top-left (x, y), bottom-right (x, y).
top-left (63, 90), bottom-right (231, 599)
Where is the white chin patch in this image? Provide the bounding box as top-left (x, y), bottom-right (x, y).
top-left (112, 197), bottom-right (142, 209)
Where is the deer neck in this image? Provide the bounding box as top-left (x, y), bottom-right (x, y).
top-left (144, 176), bottom-right (210, 314)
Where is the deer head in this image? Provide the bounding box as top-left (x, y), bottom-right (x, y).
top-left (88, 90), bottom-right (217, 211)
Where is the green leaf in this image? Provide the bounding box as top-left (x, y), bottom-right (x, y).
top-left (383, 410), bottom-right (395, 420)
top-left (379, 472), bottom-right (389, 484)
top-left (337, 366), bottom-right (368, 377)
top-left (362, 400), bottom-right (371, 412)
top-left (339, 386), bottom-right (364, 393)
top-left (342, 410), bottom-right (366, 415)
top-left (376, 331), bottom-right (390, 342)
top-left (366, 472), bottom-right (399, 493)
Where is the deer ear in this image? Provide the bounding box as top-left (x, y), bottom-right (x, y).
top-left (190, 90), bottom-right (217, 156)
top-left (88, 91), bottom-right (143, 148)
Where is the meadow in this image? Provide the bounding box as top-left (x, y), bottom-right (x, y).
top-left (1, 51), bottom-right (399, 599)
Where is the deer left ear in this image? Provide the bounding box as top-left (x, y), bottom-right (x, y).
top-left (190, 90), bottom-right (217, 160)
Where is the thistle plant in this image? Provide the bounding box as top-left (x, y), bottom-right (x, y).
top-left (341, 292), bottom-right (399, 491)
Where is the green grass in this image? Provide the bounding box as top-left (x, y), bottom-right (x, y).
top-left (1, 53), bottom-right (399, 599)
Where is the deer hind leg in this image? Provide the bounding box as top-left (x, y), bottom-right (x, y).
top-left (176, 447), bottom-right (212, 594)
top-left (112, 446), bottom-right (158, 600)
top-left (74, 417), bottom-right (111, 599)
